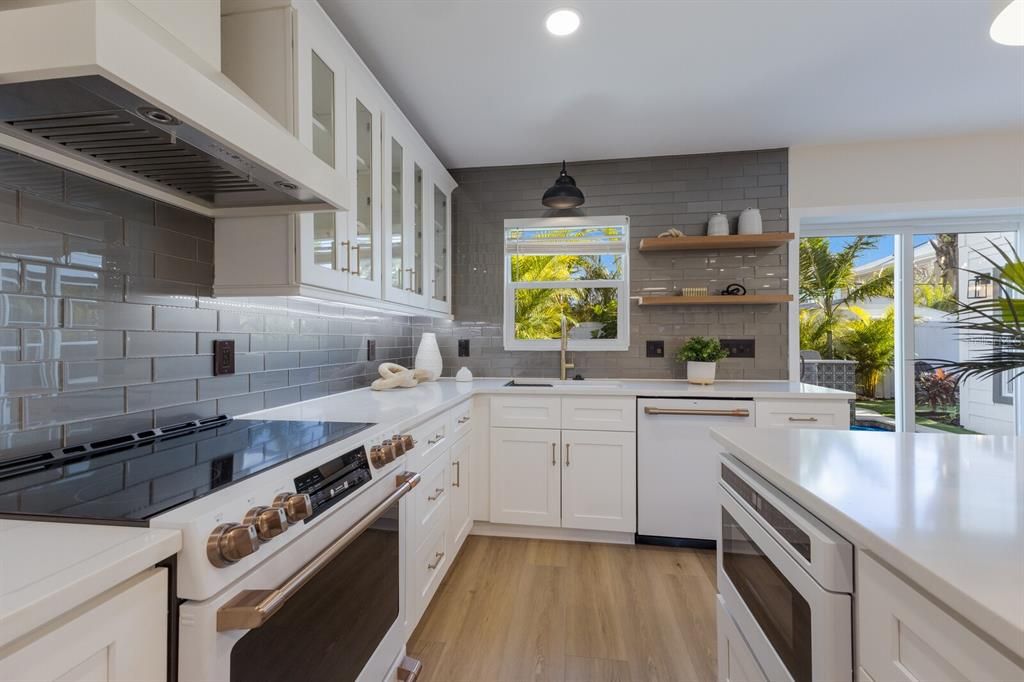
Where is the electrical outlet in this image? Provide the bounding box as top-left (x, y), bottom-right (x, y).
top-left (367, 339), bottom-right (376, 361)
top-left (213, 340), bottom-right (235, 375)
top-left (458, 339), bottom-right (470, 357)
top-left (646, 340), bottom-right (665, 358)
top-left (720, 338), bottom-right (755, 358)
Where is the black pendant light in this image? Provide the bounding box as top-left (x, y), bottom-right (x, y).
top-left (541, 160), bottom-right (585, 209)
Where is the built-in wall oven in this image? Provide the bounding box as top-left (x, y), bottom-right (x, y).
top-left (179, 458), bottom-right (420, 682)
top-left (717, 454), bottom-right (854, 682)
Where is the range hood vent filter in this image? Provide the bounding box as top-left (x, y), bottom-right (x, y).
top-left (0, 77), bottom-right (322, 209)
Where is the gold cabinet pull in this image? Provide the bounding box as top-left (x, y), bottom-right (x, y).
top-left (787, 416), bottom-right (819, 422)
top-left (427, 487), bottom-right (444, 501)
top-left (565, 443), bottom-right (570, 467)
top-left (427, 551), bottom-right (445, 570)
top-left (452, 460), bottom-right (461, 488)
top-left (551, 442), bottom-right (556, 466)
top-left (643, 406), bottom-right (750, 418)
top-left (341, 239), bottom-right (352, 272)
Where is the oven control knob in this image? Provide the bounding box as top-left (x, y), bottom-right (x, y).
top-left (272, 492), bottom-right (313, 523)
top-left (380, 440), bottom-right (396, 463)
top-left (206, 523), bottom-right (259, 567)
top-left (400, 434), bottom-right (414, 451)
top-left (369, 445), bottom-right (386, 468)
top-left (244, 505), bottom-right (288, 541)
top-left (390, 434), bottom-right (406, 455)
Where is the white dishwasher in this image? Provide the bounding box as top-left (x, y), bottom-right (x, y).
top-left (637, 397), bottom-right (755, 545)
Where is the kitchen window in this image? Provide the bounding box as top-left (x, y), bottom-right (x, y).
top-left (503, 216), bottom-right (630, 351)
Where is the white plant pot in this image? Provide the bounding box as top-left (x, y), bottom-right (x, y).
top-left (686, 361), bottom-right (717, 385)
top-left (414, 332), bottom-right (442, 381)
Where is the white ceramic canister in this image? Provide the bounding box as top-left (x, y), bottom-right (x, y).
top-left (707, 213), bottom-right (729, 236)
top-left (738, 207), bottom-right (763, 235)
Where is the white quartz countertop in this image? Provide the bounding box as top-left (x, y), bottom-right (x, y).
top-left (710, 427), bottom-right (1024, 657)
top-left (250, 377), bottom-right (851, 424)
top-left (0, 520), bottom-right (180, 647)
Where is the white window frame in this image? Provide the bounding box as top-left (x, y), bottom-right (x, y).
top-left (794, 213), bottom-right (1024, 434)
top-left (503, 216), bottom-right (630, 352)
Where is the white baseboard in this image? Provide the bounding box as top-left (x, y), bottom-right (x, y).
top-left (469, 521), bottom-right (634, 545)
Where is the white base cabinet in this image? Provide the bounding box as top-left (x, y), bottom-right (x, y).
top-left (856, 550), bottom-right (1023, 682)
top-left (489, 395), bottom-right (637, 534)
top-left (0, 569), bottom-right (167, 682)
top-left (561, 430), bottom-right (636, 533)
top-left (448, 432), bottom-right (473, 553)
top-left (404, 401), bottom-right (474, 636)
top-left (489, 427), bottom-right (562, 528)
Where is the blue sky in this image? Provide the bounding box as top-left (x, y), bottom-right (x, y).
top-left (825, 234), bottom-right (937, 266)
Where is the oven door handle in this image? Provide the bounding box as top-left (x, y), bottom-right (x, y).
top-left (217, 471), bottom-right (421, 632)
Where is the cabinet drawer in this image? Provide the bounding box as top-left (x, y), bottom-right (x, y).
top-left (414, 524), bottom-right (448, 608)
top-left (561, 396), bottom-right (635, 432)
top-left (451, 400), bottom-right (473, 439)
top-left (411, 450), bottom-right (450, 543)
top-left (857, 550), bottom-right (1023, 682)
top-left (490, 395), bottom-right (561, 429)
top-left (755, 400), bottom-right (849, 429)
top-left (407, 413), bottom-right (450, 471)
top-left (717, 596), bottom-right (768, 682)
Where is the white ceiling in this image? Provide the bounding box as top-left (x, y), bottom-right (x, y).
top-left (318, 0), bottom-right (1024, 169)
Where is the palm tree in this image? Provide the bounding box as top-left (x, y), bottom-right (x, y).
top-left (928, 239), bottom-right (1024, 383)
top-left (838, 307), bottom-right (896, 396)
top-left (799, 237), bottom-right (894, 358)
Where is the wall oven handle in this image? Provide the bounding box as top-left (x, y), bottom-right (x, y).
top-left (216, 471), bottom-right (421, 632)
top-left (644, 406), bottom-right (750, 417)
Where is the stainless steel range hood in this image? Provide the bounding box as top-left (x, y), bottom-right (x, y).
top-left (0, 1), bottom-right (347, 216)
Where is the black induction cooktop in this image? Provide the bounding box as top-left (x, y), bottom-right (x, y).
top-left (0, 416), bottom-right (374, 525)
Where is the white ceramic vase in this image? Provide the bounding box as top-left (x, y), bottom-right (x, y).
top-left (707, 213), bottom-right (729, 236)
top-left (737, 207), bottom-right (763, 235)
top-left (686, 361), bottom-right (717, 385)
top-left (415, 332), bottom-right (443, 381)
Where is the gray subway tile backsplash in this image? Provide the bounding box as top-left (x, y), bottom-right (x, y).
top-left (62, 358), bottom-right (152, 392)
top-left (126, 331), bottom-right (197, 357)
top-left (66, 299), bottom-right (152, 331)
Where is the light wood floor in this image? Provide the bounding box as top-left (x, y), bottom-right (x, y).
top-left (407, 535), bottom-right (718, 682)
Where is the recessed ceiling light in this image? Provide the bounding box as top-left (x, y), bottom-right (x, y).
top-left (545, 8), bottom-right (581, 36)
top-left (991, 0), bottom-right (1024, 46)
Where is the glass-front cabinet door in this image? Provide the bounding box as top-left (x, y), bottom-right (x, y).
top-left (383, 120), bottom-right (413, 305)
top-left (295, 36), bottom-right (350, 293)
top-left (346, 79), bottom-right (382, 298)
top-left (429, 183), bottom-right (452, 312)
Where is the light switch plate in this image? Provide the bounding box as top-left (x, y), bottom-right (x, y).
top-left (646, 340), bottom-right (665, 358)
top-left (720, 338), bottom-right (755, 358)
top-left (213, 340), bottom-right (235, 375)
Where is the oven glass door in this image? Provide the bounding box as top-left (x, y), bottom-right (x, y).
top-left (722, 508), bottom-right (812, 682)
top-left (229, 499), bottom-right (400, 682)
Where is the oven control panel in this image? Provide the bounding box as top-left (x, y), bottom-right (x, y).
top-left (294, 445), bottom-right (372, 522)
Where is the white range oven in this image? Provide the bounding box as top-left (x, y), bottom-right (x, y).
top-left (0, 414), bottom-right (424, 682)
top-left (717, 453), bottom-right (854, 682)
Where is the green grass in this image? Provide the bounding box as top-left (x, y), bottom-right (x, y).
top-left (855, 398), bottom-right (979, 435)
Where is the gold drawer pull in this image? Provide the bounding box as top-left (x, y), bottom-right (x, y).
top-left (427, 432), bottom-right (445, 445)
top-left (457, 416), bottom-right (470, 424)
top-left (427, 487), bottom-right (444, 501)
top-left (427, 551), bottom-right (445, 570)
top-left (787, 416), bottom-right (819, 422)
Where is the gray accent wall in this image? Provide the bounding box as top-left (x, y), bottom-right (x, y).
top-left (419, 150), bottom-right (791, 381)
top-left (0, 148), bottom-right (415, 462)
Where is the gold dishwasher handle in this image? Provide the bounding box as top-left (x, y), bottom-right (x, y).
top-left (643, 406), bottom-right (750, 418)
top-left (216, 471), bottom-right (421, 632)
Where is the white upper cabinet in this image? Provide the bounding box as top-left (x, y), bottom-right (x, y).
top-left (216, 0), bottom-right (456, 316)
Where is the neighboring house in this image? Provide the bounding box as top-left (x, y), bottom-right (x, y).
top-left (958, 233), bottom-right (1016, 435)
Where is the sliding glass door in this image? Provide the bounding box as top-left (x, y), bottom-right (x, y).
top-left (798, 220), bottom-right (1022, 435)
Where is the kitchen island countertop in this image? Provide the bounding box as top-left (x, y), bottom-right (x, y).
top-left (710, 426), bottom-right (1024, 658)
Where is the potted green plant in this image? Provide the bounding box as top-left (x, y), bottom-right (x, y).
top-left (675, 336), bottom-right (730, 385)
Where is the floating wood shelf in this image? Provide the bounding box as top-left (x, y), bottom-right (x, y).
top-left (638, 233), bottom-right (795, 252)
top-left (637, 294), bottom-right (794, 306)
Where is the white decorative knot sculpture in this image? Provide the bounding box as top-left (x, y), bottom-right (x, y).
top-left (371, 363), bottom-right (433, 391)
